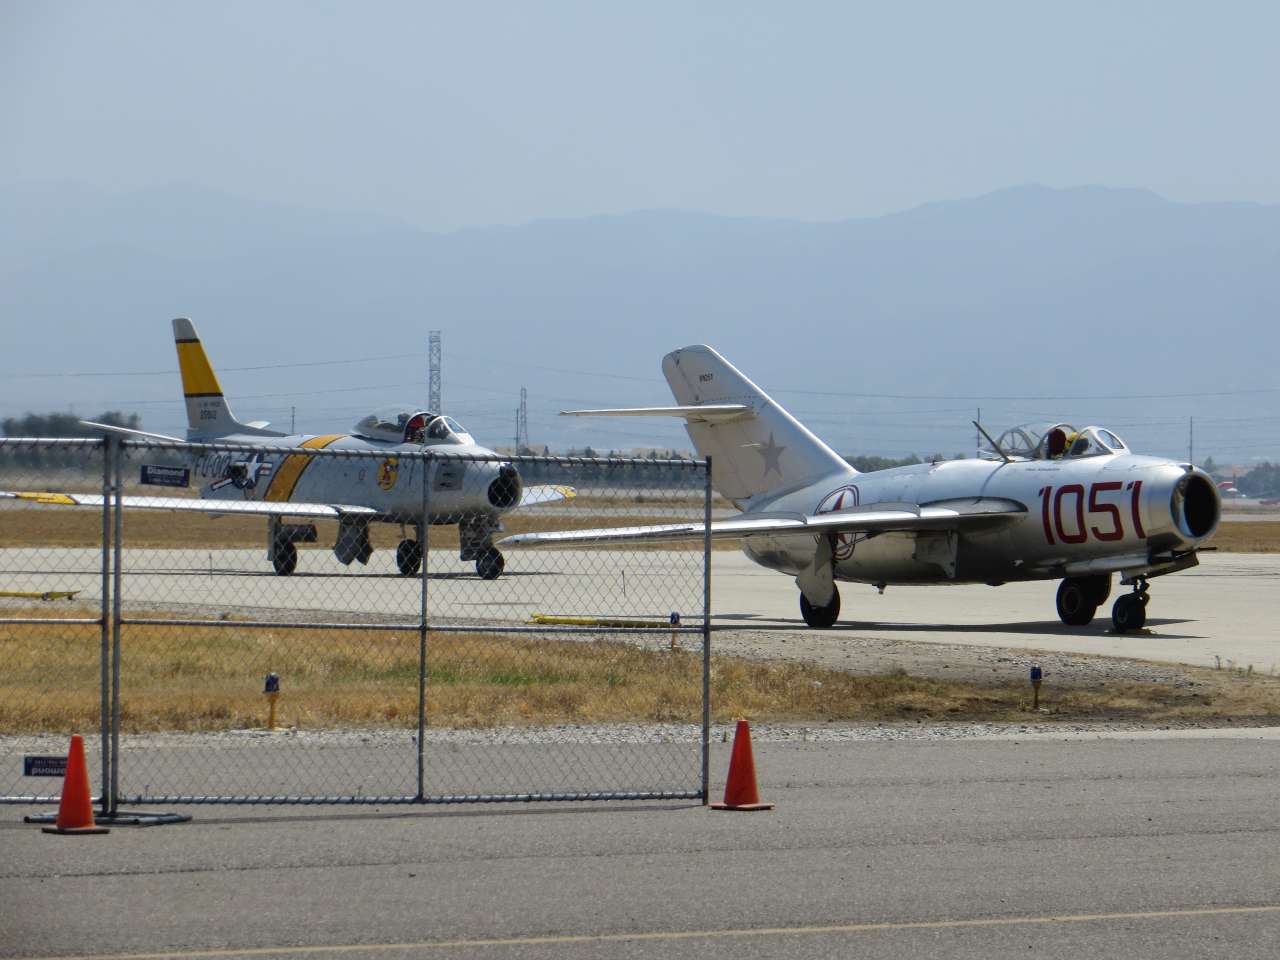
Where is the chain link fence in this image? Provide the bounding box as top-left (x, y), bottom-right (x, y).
top-left (0, 439), bottom-right (110, 804)
top-left (2, 438), bottom-right (710, 807)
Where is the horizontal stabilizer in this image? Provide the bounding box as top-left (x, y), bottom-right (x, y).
top-left (499, 499), bottom-right (1025, 548)
top-left (561, 405), bottom-right (751, 423)
top-left (78, 420), bottom-right (186, 443)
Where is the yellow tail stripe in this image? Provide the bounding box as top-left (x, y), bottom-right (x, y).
top-left (264, 435), bottom-right (345, 503)
top-left (175, 340), bottom-right (224, 397)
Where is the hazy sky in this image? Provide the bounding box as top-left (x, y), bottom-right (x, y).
top-left (4, 1), bottom-right (1279, 230)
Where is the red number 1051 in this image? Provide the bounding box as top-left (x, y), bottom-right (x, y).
top-left (1039, 481), bottom-right (1145, 546)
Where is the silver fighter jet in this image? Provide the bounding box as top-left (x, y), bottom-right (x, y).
top-left (500, 345), bottom-right (1219, 633)
top-left (4, 319), bottom-right (572, 578)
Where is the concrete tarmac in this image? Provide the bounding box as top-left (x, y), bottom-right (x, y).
top-left (4, 730), bottom-right (1279, 959)
top-left (2, 548), bottom-right (1276, 671)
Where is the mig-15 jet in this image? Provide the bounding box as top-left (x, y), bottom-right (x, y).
top-left (3, 319), bottom-right (571, 578)
top-left (500, 345), bottom-right (1219, 633)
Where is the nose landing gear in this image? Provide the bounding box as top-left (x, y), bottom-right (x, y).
top-left (1111, 577), bottom-right (1149, 633)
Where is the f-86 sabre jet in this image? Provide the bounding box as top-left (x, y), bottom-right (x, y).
top-left (500, 345), bottom-right (1219, 633)
top-left (3, 319), bottom-right (571, 578)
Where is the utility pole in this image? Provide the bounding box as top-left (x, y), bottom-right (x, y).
top-left (516, 387), bottom-right (529, 452)
top-left (428, 331), bottom-right (442, 412)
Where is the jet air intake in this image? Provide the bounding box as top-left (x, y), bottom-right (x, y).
top-left (1172, 470), bottom-right (1219, 541)
top-left (488, 464), bottom-right (522, 510)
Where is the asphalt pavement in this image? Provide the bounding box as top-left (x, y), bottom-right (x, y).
top-left (4, 729), bottom-right (1279, 960)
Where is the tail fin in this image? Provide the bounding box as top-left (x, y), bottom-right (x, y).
top-left (173, 318), bottom-right (279, 438)
top-left (662, 345), bottom-right (852, 502)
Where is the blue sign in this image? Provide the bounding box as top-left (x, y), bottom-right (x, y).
top-left (140, 465), bottom-right (190, 488)
top-left (1029, 665), bottom-right (1043, 683)
top-left (23, 755), bottom-right (67, 777)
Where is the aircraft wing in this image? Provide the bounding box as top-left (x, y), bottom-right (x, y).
top-left (518, 485), bottom-right (576, 507)
top-left (498, 498), bottom-right (1025, 547)
top-left (0, 490), bottom-right (378, 519)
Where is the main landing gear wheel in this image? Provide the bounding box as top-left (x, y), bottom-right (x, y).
top-left (799, 587), bottom-right (841, 629)
top-left (1056, 574), bottom-right (1110, 626)
top-left (476, 548), bottom-right (505, 580)
top-left (1111, 579), bottom-right (1149, 633)
top-left (396, 539), bottom-right (422, 577)
top-left (271, 541), bottom-right (297, 577)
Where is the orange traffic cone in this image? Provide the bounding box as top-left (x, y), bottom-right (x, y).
top-left (41, 735), bottom-right (109, 835)
top-left (711, 719), bottom-right (773, 811)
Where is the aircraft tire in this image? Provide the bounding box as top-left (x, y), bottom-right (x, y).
top-left (272, 541), bottom-right (298, 577)
top-left (1056, 578), bottom-right (1098, 626)
top-left (1111, 593), bottom-right (1147, 633)
top-left (799, 587), bottom-right (840, 629)
top-left (476, 548), bottom-right (505, 580)
top-left (396, 539), bottom-right (422, 577)
top-left (1082, 574), bottom-right (1112, 607)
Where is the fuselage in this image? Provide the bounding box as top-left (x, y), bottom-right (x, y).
top-left (188, 432), bottom-right (517, 522)
top-left (742, 454), bottom-right (1221, 586)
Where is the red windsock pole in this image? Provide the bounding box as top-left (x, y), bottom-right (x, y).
top-left (711, 719), bottom-right (773, 811)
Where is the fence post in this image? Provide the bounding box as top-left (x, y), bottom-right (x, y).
top-left (99, 437), bottom-right (113, 814)
top-left (417, 452), bottom-right (429, 802)
top-left (108, 435), bottom-right (124, 817)
top-left (701, 455), bottom-right (712, 804)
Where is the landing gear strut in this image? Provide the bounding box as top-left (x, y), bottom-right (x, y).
top-left (1055, 575), bottom-right (1111, 626)
top-left (799, 586), bottom-right (841, 629)
top-left (268, 518), bottom-right (315, 576)
top-left (1111, 577), bottom-right (1149, 633)
top-left (460, 516), bottom-right (506, 580)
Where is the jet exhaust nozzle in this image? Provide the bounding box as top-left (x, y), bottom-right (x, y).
top-left (488, 464), bottom-right (522, 509)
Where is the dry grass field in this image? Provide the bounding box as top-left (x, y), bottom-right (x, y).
top-left (3, 608), bottom-right (1279, 734)
top-left (0, 504), bottom-right (739, 551)
top-left (1203, 522), bottom-right (1280, 553)
top-left (3, 508), bottom-right (1277, 553)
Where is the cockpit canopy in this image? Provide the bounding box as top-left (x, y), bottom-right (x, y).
top-left (352, 406), bottom-right (473, 446)
top-left (985, 422), bottom-right (1128, 461)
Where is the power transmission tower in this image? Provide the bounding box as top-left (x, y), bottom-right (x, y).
top-left (427, 331), bottom-right (442, 412)
top-left (515, 387), bottom-right (529, 451)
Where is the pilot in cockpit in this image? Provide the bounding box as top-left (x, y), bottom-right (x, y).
top-left (1046, 427), bottom-right (1069, 459)
top-left (404, 413), bottom-right (428, 444)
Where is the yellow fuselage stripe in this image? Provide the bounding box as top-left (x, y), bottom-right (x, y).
top-left (263, 435), bottom-right (345, 502)
top-left (174, 340), bottom-right (224, 397)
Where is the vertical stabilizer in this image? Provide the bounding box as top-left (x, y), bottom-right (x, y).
top-left (172, 318), bottom-right (259, 438)
top-left (663, 345), bottom-right (853, 502)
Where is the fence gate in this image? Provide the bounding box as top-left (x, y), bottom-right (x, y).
top-left (0, 439), bottom-right (110, 805)
top-left (2, 438), bottom-right (711, 809)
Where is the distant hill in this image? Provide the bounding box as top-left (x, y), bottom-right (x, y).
top-left (1, 183), bottom-right (1276, 459)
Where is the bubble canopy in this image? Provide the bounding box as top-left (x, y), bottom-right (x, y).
top-left (352, 407), bottom-right (473, 445)
top-left (986, 423), bottom-right (1128, 461)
